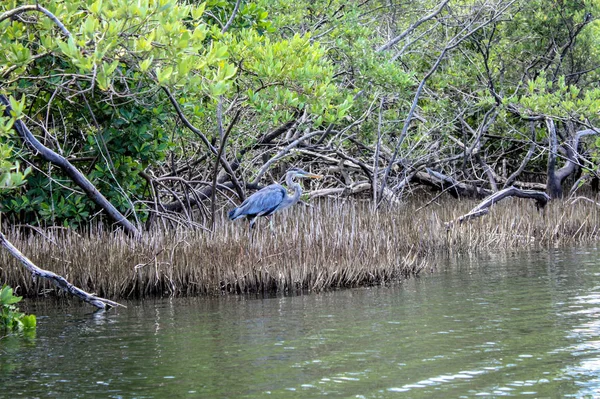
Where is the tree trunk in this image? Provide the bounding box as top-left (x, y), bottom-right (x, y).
top-left (546, 118), bottom-right (599, 199)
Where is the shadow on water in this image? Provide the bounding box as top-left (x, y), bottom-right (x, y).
top-left (2, 246), bottom-right (600, 398)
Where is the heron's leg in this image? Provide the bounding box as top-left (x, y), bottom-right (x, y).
top-left (248, 216), bottom-right (258, 244)
top-left (249, 216), bottom-right (258, 230)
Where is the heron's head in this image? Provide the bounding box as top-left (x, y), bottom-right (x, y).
top-left (288, 168), bottom-right (323, 179)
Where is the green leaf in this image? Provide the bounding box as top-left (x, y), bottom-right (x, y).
top-left (157, 66), bottom-right (173, 84)
top-left (192, 2), bottom-right (206, 20)
top-left (221, 63), bottom-right (237, 80)
top-left (89, 0), bottom-right (103, 14)
top-left (96, 70), bottom-right (109, 91)
top-left (213, 45), bottom-right (229, 61)
top-left (139, 57), bottom-right (153, 73)
top-left (0, 285), bottom-right (21, 305)
top-left (8, 96), bottom-right (25, 119)
top-left (21, 314), bottom-right (36, 330)
top-left (211, 81), bottom-right (228, 96)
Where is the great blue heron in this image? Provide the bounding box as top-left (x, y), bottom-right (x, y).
top-left (228, 168), bottom-right (322, 232)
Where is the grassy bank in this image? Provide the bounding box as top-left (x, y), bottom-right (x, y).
top-left (2, 198), bottom-right (600, 299)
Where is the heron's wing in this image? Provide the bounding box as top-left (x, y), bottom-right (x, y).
top-left (236, 184), bottom-right (286, 217)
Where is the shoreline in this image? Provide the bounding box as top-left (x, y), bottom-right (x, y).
top-left (2, 198), bottom-right (600, 300)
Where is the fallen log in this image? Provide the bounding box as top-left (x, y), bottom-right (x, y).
top-left (447, 186), bottom-right (550, 227)
top-left (0, 232), bottom-right (123, 310)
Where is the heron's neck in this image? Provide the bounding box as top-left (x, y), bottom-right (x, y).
top-left (285, 171), bottom-right (296, 188)
top-left (289, 182), bottom-right (302, 202)
top-left (280, 173), bottom-right (302, 210)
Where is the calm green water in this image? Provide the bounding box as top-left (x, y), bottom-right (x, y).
top-left (2, 247), bottom-right (600, 398)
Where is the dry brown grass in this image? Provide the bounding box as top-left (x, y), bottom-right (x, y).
top-left (2, 197), bottom-right (600, 299)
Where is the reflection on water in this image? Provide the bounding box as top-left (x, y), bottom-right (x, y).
top-left (561, 290), bottom-right (600, 398)
top-left (2, 247), bottom-right (600, 398)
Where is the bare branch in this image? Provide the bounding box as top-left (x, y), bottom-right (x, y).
top-left (378, 1), bottom-right (516, 205)
top-left (162, 87), bottom-right (245, 201)
top-left (251, 130), bottom-right (323, 185)
top-left (221, 0), bottom-right (242, 34)
top-left (0, 4), bottom-right (71, 38)
top-left (504, 122), bottom-right (537, 188)
top-left (211, 106), bottom-right (241, 231)
top-left (546, 118), bottom-right (600, 198)
top-left (376, 0), bottom-right (450, 53)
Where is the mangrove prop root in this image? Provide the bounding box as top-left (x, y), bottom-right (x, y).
top-left (447, 186), bottom-right (551, 227)
top-left (0, 232), bottom-right (124, 310)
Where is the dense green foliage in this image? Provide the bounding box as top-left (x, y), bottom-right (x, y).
top-left (0, 284), bottom-right (36, 333)
top-left (0, 0), bottom-right (599, 229)
top-left (0, 0), bottom-right (349, 227)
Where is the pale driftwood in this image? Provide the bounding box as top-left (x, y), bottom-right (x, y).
top-left (0, 232), bottom-right (123, 310)
top-left (448, 187), bottom-right (550, 227)
top-left (570, 196), bottom-right (600, 207)
top-left (251, 130), bottom-right (324, 185)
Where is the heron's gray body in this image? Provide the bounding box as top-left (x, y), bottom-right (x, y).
top-left (228, 184), bottom-right (291, 221)
top-left (228, 168), bottom-right (320, 230)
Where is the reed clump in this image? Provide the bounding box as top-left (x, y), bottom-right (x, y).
top-left (2, 198), bottom-right (600, 299)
